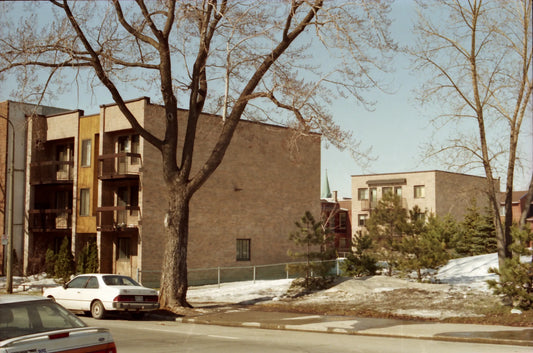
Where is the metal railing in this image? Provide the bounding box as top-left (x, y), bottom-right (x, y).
top-left (98, 153), bottom-right (142, 179)
top-left (30, 160), bottom-right (74, 184)
top-left (137, 259), bottom-right (345, 288)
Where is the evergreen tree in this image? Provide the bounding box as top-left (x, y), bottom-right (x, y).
top-left (366, 193), bottom-right (408, 275)
top-left (488, 226), bottom-right (533, 310)
top-left (45, 248), bottom-right (56, 277)
top-left (289, 211), bottom-right (336, 289)
top-left (54, 236), bottom-right (75, 283)
top-left (455, 201), bottom-right (497, 256)
top-left (341, 232), bottom-right (378, 277)
top-left (76, 240), bottom-right (99, 274)
top-left (399, 214), bottom-right (451, 281)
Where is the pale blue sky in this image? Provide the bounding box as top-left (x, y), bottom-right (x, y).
top-left (321, 1), bottom-right (532, 198)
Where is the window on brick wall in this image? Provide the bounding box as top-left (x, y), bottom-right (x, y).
top-left (339, 212), bottom-right (347, 230)
top-left (236, 239), bottom-right (251, 261)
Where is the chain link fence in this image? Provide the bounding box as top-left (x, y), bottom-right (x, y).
top-left (138, 259), bottom-right (345, 288)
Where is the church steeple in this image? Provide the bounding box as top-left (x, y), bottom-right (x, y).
top-left (321, 170), bottom-right (332, 199)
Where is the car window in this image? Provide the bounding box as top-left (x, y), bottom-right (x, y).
top-left (0, 300), bottom-right (86, 341)
top-left (86, 276), bottom-right (99, 289)
top-left (67, 276), bottom-right (89, 289)
top-left (103, 275), bottom-right (140, 286)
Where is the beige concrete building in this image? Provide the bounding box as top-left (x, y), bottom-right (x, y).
top-left (351, 170), bottom-right (496, 235)
top-left (0, 101), bottom-right (68, 275)
top-left (21, 97), bottom-right (320, 286)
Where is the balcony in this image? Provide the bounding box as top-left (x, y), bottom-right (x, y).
top-left (98, 153), bottom-right (141, 179)
top-left (361, 197), bottom-right (407, 211)
top-left (360, 199), bottom-right (378, 211)
top-left (28, 209), bottom-right (72, 232)
top-left (30, 161), bottom-right (74, 184)
top-left (97, 206), bottom-right (140, 231)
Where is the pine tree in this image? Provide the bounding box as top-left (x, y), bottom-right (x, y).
top-left (399, 214), bottom-right (450, 281)
top-left (342, 232), bottom-right (378, 277)
top-left (455, 201), bottom-right (497, 256)
top-left (488, 226), bottom-right (533, 310)
top-left (45, 248), bottom-right (56, 277)
top-left (366, 193), bottom-right (408, 275)
top-left (289, 211), bottom-right (336, 289)
top-left (76, 240), bottom-right (99, 274)
top-left (54, 237), bottom-right (75, 283)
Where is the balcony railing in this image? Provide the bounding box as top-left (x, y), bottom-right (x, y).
top-left (361, 197), bottom-right (407, 211)
top-left (28, 209), bottom-right (72, 231)
top-left (30, 161), bottom-right (74, 184)
top-left (98, 153), bottom-right (141, 179)
top-left (97, 205), bottom-right (140, 231)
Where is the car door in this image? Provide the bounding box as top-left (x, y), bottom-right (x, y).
top-left (77, 276), bottom-right (100, 311)
top-left (58, 276), bottom-right (90, 310)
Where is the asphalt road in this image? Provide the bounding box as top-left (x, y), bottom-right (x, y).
top-left (83, 317), bottom-right (531, 353)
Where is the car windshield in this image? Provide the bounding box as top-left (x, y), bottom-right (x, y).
top-left (102, 275), bottom-right (140, 286)
top-left (0, 299), bottom-right (87, 341)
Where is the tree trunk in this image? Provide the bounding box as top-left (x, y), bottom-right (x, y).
top-left (159, 188), bottom-right (192, 309)
top-left (519, 174), bottom-right (533, 228)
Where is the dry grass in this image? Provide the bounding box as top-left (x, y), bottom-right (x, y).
top-left (256, 276), bottom-right (533, 327)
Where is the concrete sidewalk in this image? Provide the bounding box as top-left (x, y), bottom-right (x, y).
top-left (170, 307), bottom-right (533, 347)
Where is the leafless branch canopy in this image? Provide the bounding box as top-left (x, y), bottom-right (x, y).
top-left (0, 0), bottom-right (396, 190)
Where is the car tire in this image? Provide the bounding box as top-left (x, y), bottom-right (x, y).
top-left (91, 300), bottom-right (106, 319)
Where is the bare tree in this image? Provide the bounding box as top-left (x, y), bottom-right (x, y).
top-left (411, 0), bottom-right (532, 268)
top-left (0, 0), bottom-right (395, 309)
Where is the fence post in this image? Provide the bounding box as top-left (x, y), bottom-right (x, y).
top-left (217, 267), bottom-right (221, 288)
top-left (253, 266), bottom-right (256, 284)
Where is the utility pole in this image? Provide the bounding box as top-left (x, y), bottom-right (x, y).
top-left (1, 114), bottom-right (14, 293)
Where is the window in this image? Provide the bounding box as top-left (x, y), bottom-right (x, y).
top-left (118, 238), bottom-right (130, 259)
top-left (414, 185), bottom-right (425, 199)
top-left (86, 276), bottom-right (99, 289)
top-left (370, 188), bottom-right (377, 201)
top-left (339, 237), bottom-right (348, 249)
top-left (358, 214), bottom-right (368, 227)
top-left (414, 211), bottom-right (426, 222)
top-left (382, 187), bottom-right (393, 196)
top-left (236, 239), bottom-right (251, 261)
top-left (131, 134), bottom-right (140, 164)
top-left (80, 188), bottom-right (90, 216)
top-left (81, 139), bottom-right (91, 167)
top-left (118, 134), bottom-right (140, 166)
top-left (395, 186), bottom-right (402, 197)
top-left (339, 212), bottom-right (347, 230)
top-left (358, 188), bottom-right (369, 200)
top-left (66, 276), bottom-right (89, 289)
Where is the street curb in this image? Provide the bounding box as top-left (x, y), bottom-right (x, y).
top-left (175, 316), bottom-right (533, 347)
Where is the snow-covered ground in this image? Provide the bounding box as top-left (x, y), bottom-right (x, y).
top-left (1, 253), bottom-right (503, 303)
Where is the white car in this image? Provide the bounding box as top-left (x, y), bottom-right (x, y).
top-left (44, 274), bottom-right (159, 319)
top-left (0, 295), bottom-right (116, 353)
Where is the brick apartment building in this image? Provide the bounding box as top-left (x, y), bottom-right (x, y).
top-left (320, 174), bottom-right (352, 255)
top-left (321, 192), bottom-right (352, 256)
top-left (351, 170), bottom-right (496, 235)
top-left (2, 97), bottom-right (321, 284)
top-left (500, 190), bottom-right (533, 231)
